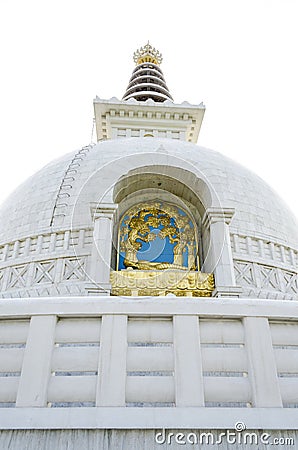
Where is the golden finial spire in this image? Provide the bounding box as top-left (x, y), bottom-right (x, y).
top-left (133, 41), bottom-right (163, 66)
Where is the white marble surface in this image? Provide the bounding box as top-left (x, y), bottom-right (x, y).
top-left (0, 138), bottom-right (296, 248)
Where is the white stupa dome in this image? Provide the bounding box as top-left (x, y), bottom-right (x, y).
top-left (0, 137), bottom-right (296, 300)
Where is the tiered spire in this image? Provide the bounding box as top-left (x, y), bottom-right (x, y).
top-left (122, 42), bottom-right (173, 103)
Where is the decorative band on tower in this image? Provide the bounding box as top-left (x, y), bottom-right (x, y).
top-left (122, 42), bottom-right (173, 103)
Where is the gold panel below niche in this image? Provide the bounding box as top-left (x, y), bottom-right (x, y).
top-left (110, 270), bottom-right (214, 297)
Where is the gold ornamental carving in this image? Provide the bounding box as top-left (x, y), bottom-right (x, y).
top-left (133, 42), bottom-right (163, 66)
top-left (110, 270), bottom-right (214, 297)
top-left (119, 201), bottom-right (198, 271)
top-left (113, 201), bottom-right (215, 297)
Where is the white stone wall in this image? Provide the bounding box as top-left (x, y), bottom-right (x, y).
top-left (1, 429), bottom-right (298, 450)
top-left (1, 297), bottom-right (298, 449)
top-left (0, 297), bottom-right (297, 413)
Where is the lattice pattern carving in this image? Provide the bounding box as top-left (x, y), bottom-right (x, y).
top-left (7, 265), bottom-right (29, 289)
top-left (62, 258), bottom-right (86, 281)
top-left (33, 261), bottom-right (56, 284)
top-left (234, 262), bottom-right (255, 286)
top-left (0, 257), bottom-right (87, 296)
top-left (234, 260), bottom-right (298, 299)
top-left (283, 271), bottom-right (298, 295)
top-left (259, 266), bottom-right (281, 290)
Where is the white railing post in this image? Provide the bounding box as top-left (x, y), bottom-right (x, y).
top-left (244, 317), bottom-right (282, 407)
top-left (16, 315), bottom-right (57, 407)
top-left (173, 315), bottom-right (204, 406)
top-left (96, 315), bottom-right (127, 406)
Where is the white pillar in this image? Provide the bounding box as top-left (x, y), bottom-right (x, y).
top-left (16, 315), bottom-right (57, 407)
top-left (87, 203), bottom-right (118, 295)
top-left (244, 317), bottom-right (282, 407)
top-left (173, 315), bottom-right (204, 406)
top-left (202, 207), bottom-right (241, 297)
top-left (96, 315), bottom-right (127, 406)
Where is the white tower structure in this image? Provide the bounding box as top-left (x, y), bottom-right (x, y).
top-left (0, 44), bottom-right (297, 449)
top-left (122, 42), bottom-right (173, 102)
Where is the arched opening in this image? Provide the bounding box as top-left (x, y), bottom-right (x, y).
top-left (110, 166), bottom-right (215, 297)
top-left (112, 166), bottom-right (214, 271)
top-left (76, 153), bottom-right (237, 297)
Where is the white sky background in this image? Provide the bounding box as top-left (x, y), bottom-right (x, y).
top-left (0, 0), bottom-right (297, 220)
